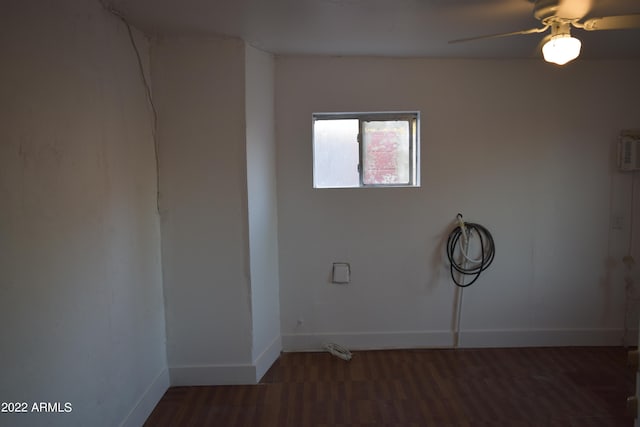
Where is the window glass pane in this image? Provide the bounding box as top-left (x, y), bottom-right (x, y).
top-left (313, 119), bottom-right (359, 188)
top-left (362, 120), bottom-right (410, 185)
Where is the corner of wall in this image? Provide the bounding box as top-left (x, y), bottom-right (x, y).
top-left (254, 335), bottom-right (282, 382)
top-left (120, 368), bottom-right (170, 427)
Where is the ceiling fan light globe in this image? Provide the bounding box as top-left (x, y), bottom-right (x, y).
top-left (542, 34), bottom-right (582, 65)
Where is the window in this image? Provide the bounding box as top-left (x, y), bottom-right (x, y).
top-left (313, 112), bottom-right (420, 188)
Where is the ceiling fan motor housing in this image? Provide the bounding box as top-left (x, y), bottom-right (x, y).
top-left (533, 0), bottom-right (587, 24)
top-left (549, 21), bottom-right (571, 37)
top-left (533, 0), bottom-right (561, 21)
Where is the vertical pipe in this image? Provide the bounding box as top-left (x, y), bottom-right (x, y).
top-left (453, 235), bottom-right (469, 348)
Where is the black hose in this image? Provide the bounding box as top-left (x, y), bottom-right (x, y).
top-left (446, 220), bottom-right (495, 288)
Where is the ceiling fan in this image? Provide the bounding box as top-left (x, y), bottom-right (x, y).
top-left (450, 0), bottom-right (640, 65)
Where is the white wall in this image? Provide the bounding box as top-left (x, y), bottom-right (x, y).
top-left (0, 1), bottom-right (168, 426)
top-left (275, 57), bottom-right (640, 350)
top-left (152, 37), bottom-right (256, 384)
top-left (5, 3), bottom-right (636, 420)
top-left (245, 46), bottom-right (282, 380)
top-left (624, 160), bottom-right (640, 343)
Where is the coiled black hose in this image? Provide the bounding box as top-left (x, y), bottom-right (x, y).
top-left (446, 219), bottom-right (495, 288)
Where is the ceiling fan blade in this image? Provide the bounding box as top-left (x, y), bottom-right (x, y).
top-left (556, 0), bottom-right (593, 20)
top-left (449, 26), bottom-right (549, 44)
top-left (579, 14), bottom-right (640, 31)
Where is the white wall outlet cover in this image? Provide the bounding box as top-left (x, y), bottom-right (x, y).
top-left (332, 263), bottom-right (350, 284)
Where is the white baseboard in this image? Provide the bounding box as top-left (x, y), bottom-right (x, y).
top-left (282, 331), bottom-right (453, 352)
top-left (254, 335), bottom-right (282, 382)
top-left (168, 336), bottom-right (283, 386)
top-left (459, 328), bottom-right (633, 348)
top-left (120, 368), bottom-right (170, 427)
top-left (169, 364), bottom-right (257, 386)
top-left (624, 329), bottom-right (639, 347)
top-left (282, 328), bottom-right (631, 352)
top-left (165, 329), bottom-right (631, 387)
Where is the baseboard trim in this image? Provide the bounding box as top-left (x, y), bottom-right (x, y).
top-left (169, 364), bottom-right (257, 386)
top-left (624, 328), bottom-right (639, 347)
top-left (282, 328), bottom-right (631, 352)
top-left (282, 331), bottom-right (453, 352)
top-left (120, 368), bottom-right (170, 427)
top-left (459, 328), bottom-right (632, 348)
top-left (168, 335), bottom-right (283, 386)
top-left (166, 329), bottom-right (631, 387)
top-left (254, 335), bottom-right (282, 382)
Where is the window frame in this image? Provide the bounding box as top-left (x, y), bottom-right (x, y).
top-left (312, 111), bottom-right (420, 189)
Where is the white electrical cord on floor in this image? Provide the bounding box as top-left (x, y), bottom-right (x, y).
top-left (324, 343), bottom-right (352, 361)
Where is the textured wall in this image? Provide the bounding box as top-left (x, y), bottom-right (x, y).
top-left (0, 1), bottom-right (167, 426)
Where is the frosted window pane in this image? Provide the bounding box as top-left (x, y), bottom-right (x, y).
top-left (313, 119), bottom-right (359, 188)
top-left (362, 120), bottom-right (410, 185)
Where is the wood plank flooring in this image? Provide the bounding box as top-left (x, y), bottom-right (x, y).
top-left (145, 347), bottom-right (635, 426)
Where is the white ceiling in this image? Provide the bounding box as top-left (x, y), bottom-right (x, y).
top-left (109, 0), bottom-right (640, 59)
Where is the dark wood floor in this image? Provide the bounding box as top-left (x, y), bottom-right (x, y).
top-left (145, 347), bottom-right (635, 426)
